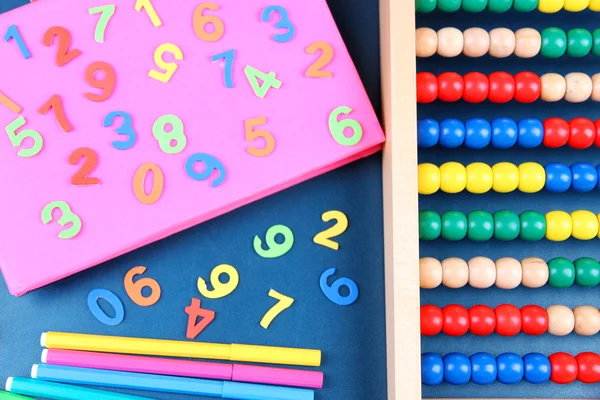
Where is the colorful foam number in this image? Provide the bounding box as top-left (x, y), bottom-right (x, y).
top-left (152, 114), bottom-right (186, 154)
top-left (185, 153), bottom-right (226, 187)
top-left (193, 3), bottom-right (224, 42)
top-left (197, 264), bottom-right (239, 299)
top-left (148, 43), bottom-right (183, 83)
top-left (4, 25), bottom-right (31, 59)
top-left (253, 224), bottom-right (294, 259)
top-left (68, 147), bottom-right (100, 186)
top-left (260, 289), bottom-right (294, 329)
top-left (185, 298), bottom-right (215, 339)
top-left (5, 116), bottom-right (43, 157)
top-left (87, 288), bottom-right (125, 326)
top-left (313, 210), bottom-right (348, 250)
top-left (133, 163), bottom-right (164, 205)
top-left (84, 61), bottom-right (116, 102)
top-left (305, 41), bottom-right (334, 78)
top-left (88, 5), bottom-right (116, 43)
top-left (38, 94), bottom-right (73, 132)
top-left (260, 5), bottom-right (295, 43)
top-left (319, 268), bottom-right (359, 306)
top-left (244, 66), bottom-right (282, 99)
top-left (124, 266), bottom-right (161, 307)
top-left (329, 106), bottom-right (363, 146)
top-left (103, 111), bottom-right (137, 150)
top-left (134, 0), bottom-right (162, 27)
top-left (245, 116), bottom-right (275, 157)
top-left (211, 49), bottom-right (235, 88)
top-left (0, 90), bottom-right (22, 114)
top-left (42, 26), bottom-right (82, 67)
top-left (41, 200), bottom-right (82, 239)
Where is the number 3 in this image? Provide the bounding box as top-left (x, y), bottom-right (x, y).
top-left (313, 210), bottom-right (348, 250)
top-left (320, 268), bottom-right (359, 306)
top-left (261, 5), bottom-right (295, 43)
top-left (41, 200), bottom-right (82, 239)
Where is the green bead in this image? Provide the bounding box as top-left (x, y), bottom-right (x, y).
top-left (574, 258), bottom-right (600, 287)
top-left (513, 0), bottom-right (538, 11)
top-left (548, 257), bottom-right (575, 288)
top-left (541, 28), bottom-right (567, 59)
top-left (416, 0), bottom-right (438, 12)
top-left (463, 0), bottom-right (488, 11)
top-left (592, 29), bottom-right (600, 56)
top-left (567, 29), bottom-right (593, 57)
top-left (488, 0), bottom-right (513, 12)
top-left (419, 211), bottom-right (441, 240)
top-left (493, 210), bottom-right (520, 241)
top-left (519, 211), bottom-right (546, 241)
top-left (467, 211), bottom-right (494, 241)
top-left (441, 211), bottom-right (467, 241)
top-left (438, 0), bottom-right (462, 11)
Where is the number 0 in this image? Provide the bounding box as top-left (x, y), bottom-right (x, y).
top-left (134, 163), bottom-right (164, 205)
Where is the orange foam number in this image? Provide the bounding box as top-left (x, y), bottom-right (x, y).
top-left (124, 266), bottom-right (162, 307)
top-left (69, 147), bottom-right (100, 185)
top-left (0, 90), bottom-right (22, 114)
top-left (245, 116), bottom-right (275, 157)
top-left (193, 3), bottom-right (224, 42)
top-left (84, 61), bottom-right (116, 102)
top-left (38, 94), bottom-right (73, 132)
top-left (42, 26), bottom-right (81, 67)
top-left (185, 298), bottom-right (215, 339)
top-left (305, 41), bottom-right (334, 78)
top-left (133, 163), bottom-right (164, 205)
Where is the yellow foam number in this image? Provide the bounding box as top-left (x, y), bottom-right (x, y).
top-left (5, 116), bottom-right (43, 158)
top-left (197, 264), bottom-right (239, 299)
top-left (135, 0), bottom-right (162, 27)
top-left (313, 210), bottom-right (348, 250)
top-left (260, 289), bottom-right (294, 329)
top-left (253, 224), bottom-right (294, 258)
top-left (148, 43), bottom-right (183, 83)
top-left (41, 201), bottom-right (82, 239)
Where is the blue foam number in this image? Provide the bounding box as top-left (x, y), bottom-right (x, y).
top-left (185, 153), bottom-right (226, 188)
top-left (211, 49), bottom-right (235, 88)
top-left (87, 289), bottom-right (125, 326)
top-left (103, 111), bottom-right (137, 150)
top-left (4, 25), bottom-right (31, 59)
top-left (260, 6), bottom-right (295, 43)
top-left (319, 268), bottom-right (359, 306)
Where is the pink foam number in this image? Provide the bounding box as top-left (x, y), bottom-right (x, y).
top-left (0, 0), bottom-right (384, 296)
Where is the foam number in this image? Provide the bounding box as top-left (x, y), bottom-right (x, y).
top-left (197, 264), bottom-right (239, 299)
top-left (135, 0), bottom-right (162, 27)
top-left (0, 90), bottom-right (22, 114)
top-left (193, 3), bottom-right (225, 42)
top-left (319, 268), bottom-right (359, 306)
top-left (38, 94), bottom-right (73, 132)
top-left (244, 66), bottom-right (282, 99)
top-left (245, 116), bottom-right (274, 157)
top-left (68, 147), bottom-right (100, 186)
top-left (4, 25), bottom-right (31, 59)
top-left (5, 116), bottom-right (43, 158)
top-left (84, 61), bottom-right (116, 102)
top-left (152, 114), bottom-right (186, 154)
top-left (211, 49), bottom-right (235, 88)
top-left (148, 43), bottom-right (183, 83)
top-left (313, 210), bottom-right (348, 250)
top-left (185, 298), bottom-right (215, 339)
top-left (41, 200), bottom-right (82, 239)
top-left (260, 5), bottom-right (295, 43)
top-left (88, 289), bottom-right (125, 326)
top-left (328, 106), bottom-right (363, 146)
top-left (185, 153), bottom-right (226, 187)
top-left (124, 266), bottom-right (161, 307)
top-left (260, 289), bottom-right (294, 329)
top-left (253, 224), bottom-right (294, 259)
top-left (103, 111), bottom-right (136, 150)
top-left (42, 26), bottom-right (81, 66)
top-left (305, 41), bottom-right (333, 78)
top-left (89, 5), bottom-right (116, 43)
top-left (133, 163), bottom-right (164, 205)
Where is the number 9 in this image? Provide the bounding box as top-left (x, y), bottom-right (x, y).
top-left (319, 268), bottom-right (359, 306)
top-left (253, 224), bottom-right (294, 259)
top-left (197, 264), bottom-right (239, 299)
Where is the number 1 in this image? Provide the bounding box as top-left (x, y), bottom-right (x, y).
top-left (260, 289), bottom-right (294, 329)
top-left (211, 49), bottom-right (235, 88)
top-left (135, 0), bottom-right (162, 28)
top-left (4, 25), bottom-right (31, 59)
top-left (89, 5), bottom-right (116, 43)
top-left (38, 94), bottom-right (73, 132)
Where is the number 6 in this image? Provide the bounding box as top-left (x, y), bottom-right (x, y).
top-left (328, 106), bottom-right (363, 147)
top-left (124, 266), bottom-right (161, 307)
top-left (319, 268), bottom-right (359, 306)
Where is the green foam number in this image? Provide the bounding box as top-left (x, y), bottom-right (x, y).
top-left (253, 224), bottom-right (294, 258)
top-left (5, 116), bottom-right (43, 158)
top-left (244, 65), bottom-right (282, 98)
top-left (41, 201), bottom-right (82, 239)
top-left (88, 5), bottom-right (116, 43)
top-left (328, 106), bottom-right (363, 146)
top-left (152, 114), bottom-right (187, 154)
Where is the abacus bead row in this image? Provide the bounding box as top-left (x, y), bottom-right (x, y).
top-left (417, 71), bottom-right (600, 104)
top-left (416, 0), bottom-right (600, 13)
top-left (421, 352), bottom-right (600, 386)
top-left (419, 210), bottom-right (600, 241)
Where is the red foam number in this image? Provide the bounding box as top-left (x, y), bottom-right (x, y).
top-left (184, 298), bottom-right (215, 340)
top-left (42, 26), bottom-right (82, 67)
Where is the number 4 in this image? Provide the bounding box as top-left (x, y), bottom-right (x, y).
top-left (185, 298), bottom-right (215, 339)
top-left (244, 66), bottom-right (282, 99)
top-left (260, 289), bottom-right (294, 329)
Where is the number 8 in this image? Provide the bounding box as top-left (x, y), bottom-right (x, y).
top-left (152, 114), bottom-right (187, 154)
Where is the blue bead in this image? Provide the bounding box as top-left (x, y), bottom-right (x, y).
top-left (491, 118), bottom-right (518, 149)
top-left (518, 118), bottom-right (543, 148)
top-left (497, 353), bottom-right (524, 384)
top-left (470, 352), bottom-right (497, 385)
top-left (418, 119), bottom-right (440, 148)
top-left (422, 353), bottom-right (444, 386)
top-left (571, 162), bottom-right (598, 192)
top-left (523, 353), bottom-right (551, 384)
top-left (545, 163), bottom-right (572, 193)
top-left (439, 119), bottom-right (465, 148)
top-left (465, 118), bottom-right (492, 149)
top-left (443, 352), bottom-right (471, 385)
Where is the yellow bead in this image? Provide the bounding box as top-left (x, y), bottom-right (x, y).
top-left (571, 210), bottom-right (598, 240)
top-left (539, 0), bottom-right (565, 12)
top-left (590, 0), bottom-right (600, 10)
top-left (418, 163), bottom-right (440, 195)
top-left (564, 0), bottom-right (590, 10)
top-left (466, 163), bottom-right (493, 194)
top-left (439, 162), bottom-right (466, 194)
top-left (545, 211), bottom-right (572, 242)
top-left (492, 162), bottom-right (519, 193)
top-left (518, 162), bottom-right (545, 193)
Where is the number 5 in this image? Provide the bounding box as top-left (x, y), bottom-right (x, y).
top-left (5, 116), bottom-right (43, 158)
top-left (245, 117), bottom-right (275, 157)
top-left (260, 289), bottom-right (294, 329)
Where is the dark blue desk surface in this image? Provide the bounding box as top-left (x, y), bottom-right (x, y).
top-left (0, 1), bottom-right (387, 399)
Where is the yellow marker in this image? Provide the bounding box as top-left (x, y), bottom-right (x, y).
top-left (231, 343), bottom-right (321, 367)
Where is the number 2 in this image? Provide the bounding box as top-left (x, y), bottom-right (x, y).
top-left (69, 147), bottom-right (100, 186)
top-left (41, 200), bottom-right (82, 239)
top-left (306, 41), bottom-right (333, 78)
top-left (313, 210), bottom-right (348, 250)
top-left (42, 26), bottom-right (81, 67)
top-left (38, 94), bottom-right (73, 132)
top-left (261, 5), bottom-right (295, 43)
top-left (4, 25), bottom-right (31, 59)
top-left (260, 289), bottom-right (294, 329)
top-left (185, 298), bottom-right (215, 339)
top-left (245, 116), bottom-right (274, 157)
top-left (149, 43), bottom-right (183, 83)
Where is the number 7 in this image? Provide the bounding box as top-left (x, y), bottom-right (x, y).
top-left (88, 5), bottom-right (116, 43)
top-left (260, 289), bottom-right (294, 329)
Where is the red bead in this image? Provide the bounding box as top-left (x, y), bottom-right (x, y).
top-left (463, 72), bottom-right (489, 103)
top-left (514, 72), bottom-right (541, 103)
top-left (442, 304), bottom-right (469, 336)
top-left (468, 305), bottom-right (496, 336)
top-left (488, 72), bottom-right (515, 103)
top-left (550, 352), bottom-right (578, 384)
top-left (421, 305), bottom-right (443, 336)
top-left (494, 304), bottom-right (521, 336)
top-left (520, 305), bottom-right (548, 336)
top-left (417, 72), bottom-right (438, 104)
top-left (543, 118), bottom-right (570, 148)
top-left (569, 118), bottom-right (596, 149)
top-left (576, 352), bottom-right (600, 384)
top-left (595, 119), bottom-right (600, 148)
top-left (437, 72), bottom-right (464, 102)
